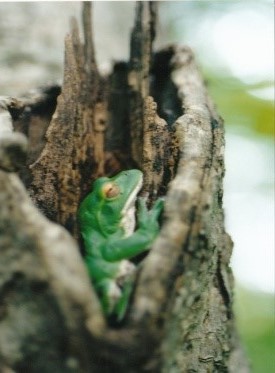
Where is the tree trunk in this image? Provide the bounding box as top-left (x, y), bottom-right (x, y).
top-left (0, 3), bottom-right (249, 372)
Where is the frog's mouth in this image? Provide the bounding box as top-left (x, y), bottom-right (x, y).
top-left (120, 176), bottom-right (143, 237)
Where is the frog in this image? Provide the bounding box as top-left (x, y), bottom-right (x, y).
top-left (77, 169), bottom-right (163, 321)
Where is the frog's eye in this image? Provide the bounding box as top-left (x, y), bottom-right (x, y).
top-left (102, 182), bottom-right (120, 199)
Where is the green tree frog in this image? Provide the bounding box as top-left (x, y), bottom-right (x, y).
top-left (78, 169), bottom-right (163, 321)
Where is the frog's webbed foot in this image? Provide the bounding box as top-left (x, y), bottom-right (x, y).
top-left (136, 196), bottom-right (164, 233)
top-left (96, 279), bottom-right (121, 316)
top-left (96, 276), bottom-right (134, 321)
top-left (114, 280), bottom-right (134, 321)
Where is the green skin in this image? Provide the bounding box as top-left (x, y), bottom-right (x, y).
top-left (78, 169), bottom-right (163, 320)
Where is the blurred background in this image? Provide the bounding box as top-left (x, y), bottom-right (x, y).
top-left (0, 1), bottom-right (273, 371)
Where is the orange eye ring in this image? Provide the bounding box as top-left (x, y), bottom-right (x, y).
top-left (101, 182), bottom-right (120, 199)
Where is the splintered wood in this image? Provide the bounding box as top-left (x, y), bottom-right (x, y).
top-left (8, 2), bottom-right (177, 236)
top-left (142, 96), bottom-right (168, 196)
top-left (0, 98), bottom-right (28, 171)
top-left (29, 9), bottom-right (107, 237)
top-left (128, 2), bottom-right (177, 198)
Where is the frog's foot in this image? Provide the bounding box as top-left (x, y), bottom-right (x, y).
top-left (137, 196), bottom-right (164, 235)
top-left (96, 279), bottom-right (122, 316)
top-left (107, 282), bottom-right (122, 314)
top-left (114, 280), bottom-right (134, 321)
top-left (151, 197), bottom-right (165, 218)
top-left (97, 278), bottom-right (134, 321)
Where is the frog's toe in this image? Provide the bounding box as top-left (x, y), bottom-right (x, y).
top-left (151, 197), bottom-right (165, 217)
top-left (137, 196), bottom-right (148, 209)
top-left (98, 280), bottom-right (121, 316)
top-left (107, 282), bottom-right (121, 311)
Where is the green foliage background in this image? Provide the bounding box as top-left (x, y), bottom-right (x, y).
top-left (207, 74), bottom-right (274, 136)
top-left (235, 287), bottom-right (275, 372)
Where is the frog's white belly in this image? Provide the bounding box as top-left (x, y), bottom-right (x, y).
top-left (121, 205), bottom-right (136, 237)
top-left (120, 175), bottom-right (142, 237)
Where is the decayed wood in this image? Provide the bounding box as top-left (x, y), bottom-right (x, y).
top-left (0, 104), bottom-right (106, 371)
top-left (155, 47), bottom-right (236, 371)
top-left (0, 171), bottom-right (106, 372)
top-left (128, 2), bottom-right (176, 198)
top-left (0, 98), bottom-right (28, 172)
top-left (0, 2), bottom-right (249, 372)
top-left (28, 6), bottom-right (107, 237)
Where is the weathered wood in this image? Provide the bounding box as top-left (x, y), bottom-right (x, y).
top-left (0, 103), bottom-right (106, 372)
top-left (127, 2), bottom-right (177, 199)
top-left (0, 2), bottom-right (249, 372)
top-left (28, 8), bottom-right (107, 238)
top-left (0, 98), bottom-right (28, 172)
top-left (0, 172), bottom-right (106, 372)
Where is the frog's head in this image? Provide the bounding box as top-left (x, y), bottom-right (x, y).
top-left (79, 169), bottom-right (143, 237)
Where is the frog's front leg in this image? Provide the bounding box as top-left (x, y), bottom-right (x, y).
top-left (102, 197), bottom-right (164, 262)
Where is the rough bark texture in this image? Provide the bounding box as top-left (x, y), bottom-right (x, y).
top-left (28, 4), bottom-right (107, 238)
top-left (0, 2), bottom-right (249, 373)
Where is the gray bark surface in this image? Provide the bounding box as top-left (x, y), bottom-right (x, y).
top-left (0, 2), bottom-right (249, 372)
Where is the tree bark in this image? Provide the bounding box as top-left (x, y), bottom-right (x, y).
top-left (0, 2), bottom-right (249, 372)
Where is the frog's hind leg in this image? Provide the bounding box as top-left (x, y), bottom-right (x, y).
top-left (114, 280), bottom-right (134, 321)
top-left (96, 279), bottom-right (121, 316)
